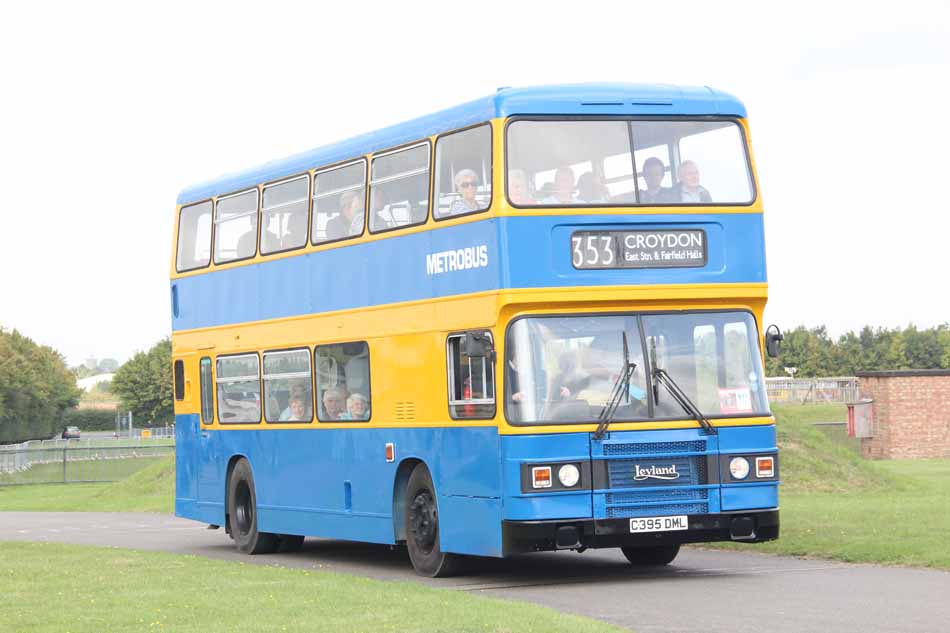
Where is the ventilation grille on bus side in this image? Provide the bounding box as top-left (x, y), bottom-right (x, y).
top-left (394, 402), bottom-right (416, 421)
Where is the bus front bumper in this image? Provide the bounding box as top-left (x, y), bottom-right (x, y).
top-left (501, 509), bottom-right (779, 555)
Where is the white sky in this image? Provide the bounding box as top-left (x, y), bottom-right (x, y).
top-left (1, 0), bottom-right (948, 366)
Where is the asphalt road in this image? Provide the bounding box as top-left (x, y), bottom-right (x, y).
top-left (2, 512), bottom-right (948, 633)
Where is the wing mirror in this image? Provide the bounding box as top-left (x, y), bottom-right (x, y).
top-left (765, 325), bottom-right (783, 358)
top-left (463, 331), bottom-right (494, 359)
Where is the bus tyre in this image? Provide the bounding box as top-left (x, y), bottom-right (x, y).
top-left (621, 544), bottom-right (680, 566)
top-left (227, 459), bottom-right (279, 555)
top-left (405, 464), bottom-right (461, 577)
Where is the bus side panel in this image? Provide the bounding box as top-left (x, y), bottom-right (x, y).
top-left (174, 413), bottom-right (199, 519)
top-left (184, 426), bottom-right (503, 555)
top-left (434, 427), bottom-right (503, 557)
top-left (501, 433), bottom-right (594, 520)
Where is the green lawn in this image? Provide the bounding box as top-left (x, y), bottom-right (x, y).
top-left (0, 541), bottom-right (622, 633)
top-left (0, 457), bottom-right (174, 512)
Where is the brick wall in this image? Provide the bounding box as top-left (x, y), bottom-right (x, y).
top-left (856, 370), bottom-right (950, 459)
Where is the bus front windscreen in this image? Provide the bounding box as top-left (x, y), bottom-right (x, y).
top-left (506, 119), bottom-right (754, 207)
top-left (505, 311), bottom-right (769, 424)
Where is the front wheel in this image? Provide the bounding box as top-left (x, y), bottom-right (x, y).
top-left (227, 459), bottom-right (279, 554)
top-left (621, 544), bottom-right (680, 566)
top-left (404, 464), bottom-right (461, 577)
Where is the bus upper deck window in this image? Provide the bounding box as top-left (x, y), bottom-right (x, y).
top-left (214, 189), bottom-right (260, 264)
top-left (506, 119), bottom-right (754, 207)
top-left (434, 124), bottom-right (492, 220)
top-left (369, 143), bottom-right (430, 233)
top-left (261, 176), bottom-right (310, 255)
top-left (312, 160), bottom-right (367, 245)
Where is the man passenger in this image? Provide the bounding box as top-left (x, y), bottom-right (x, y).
top-left (326, 189), bottom-right (364, 240)
top-left (640, 157), bottom-right (671, 204)
top-left (542, 167), bottom-right (576, 204)
top-left (322, 386), bottom-right (348, 420)
top-left (672, 160), bottom-right (712, 203)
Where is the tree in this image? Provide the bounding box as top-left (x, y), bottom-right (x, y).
top-left (0, 327), bottom-right (80, 443)
top-left (110, 338), bottom-right (173, 425)
top-left (97, 358), bottom-right (119, 373)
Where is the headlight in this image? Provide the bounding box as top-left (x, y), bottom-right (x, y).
top-left (729, 457), bottom-right (750, 480)
top-left (558, 464), bottom-right (580, 487)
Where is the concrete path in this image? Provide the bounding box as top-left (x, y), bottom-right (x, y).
top-left (2, 512), bottom-right (948, 633)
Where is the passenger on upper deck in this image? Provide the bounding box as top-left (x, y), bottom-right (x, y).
top-left (448, 169), bottom-right (482, 216)
top-left (369, 189), bottom-right (392, 230)
top-left (507, 169), bottom-right (533, 206)
top-left (576, 172), bottom-right (609, 203)
top-left (326, 190), bottom-right (364, 240)
top-left (640, 157), bottom-right (672, 204)
top-left (671, 160), bottom-right (712, 203)
top-left (542, 167), bottom-right (576, 205)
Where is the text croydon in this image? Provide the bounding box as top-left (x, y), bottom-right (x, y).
top-left (426, 245), bottom-right (489, 275)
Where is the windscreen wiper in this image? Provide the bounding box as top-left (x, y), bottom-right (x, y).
top-left (593, 332), bottom-right (637, 440)
top-left (652, 367), bottom-right (717, 435)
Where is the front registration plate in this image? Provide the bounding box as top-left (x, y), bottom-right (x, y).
top-left (629, 515), bottom-right (689, 533)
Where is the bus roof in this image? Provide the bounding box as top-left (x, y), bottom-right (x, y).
top-left (176, 83), bottom-right (746, 205)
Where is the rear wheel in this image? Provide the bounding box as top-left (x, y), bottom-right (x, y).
top-left (404, 464), bottom-right (461, 577)
top-left (227, 459), bottom-right (279, 554)
top-left (621, 544), bottom-right (680, 566)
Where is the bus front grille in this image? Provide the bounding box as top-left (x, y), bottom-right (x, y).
top-left (601, 438), bottom-right (712, 519)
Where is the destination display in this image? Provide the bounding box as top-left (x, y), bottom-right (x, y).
top-left (571, 229), bottom-right (707, 269)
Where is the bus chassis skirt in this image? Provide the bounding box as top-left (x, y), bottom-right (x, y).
top-left (501, 510), bottom-right (779, 555)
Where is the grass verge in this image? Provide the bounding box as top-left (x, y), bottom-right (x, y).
top-left (0, 457), bottom-right (174, 512)
top-left (0, 541), bottom-right (623, 633)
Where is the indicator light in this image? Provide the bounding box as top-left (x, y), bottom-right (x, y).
top-left (755, 456), bottom-right (774, 478)
top-left (532, 466), bottom-right (552, 488)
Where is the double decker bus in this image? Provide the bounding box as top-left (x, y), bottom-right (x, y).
top-left (171, 83), bottom-right (782, 577)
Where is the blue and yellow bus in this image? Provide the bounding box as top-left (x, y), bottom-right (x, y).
top-left (171, 83), bottom-right (782, 577)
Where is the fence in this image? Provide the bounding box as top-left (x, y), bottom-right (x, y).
top-left (0, 439), bottom-right (174, 486)
top-left (766, 377), bottom-right (860, 404)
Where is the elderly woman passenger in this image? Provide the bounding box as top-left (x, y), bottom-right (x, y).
top-left (341, 393), bottom-right (370, 420)
top-left (448, 168), bottom-right (483, 216)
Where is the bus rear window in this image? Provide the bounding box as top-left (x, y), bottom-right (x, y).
top-left (176, 200), bottom-right (212, 272)
top-left (507, 119), bottom-right (753, 207)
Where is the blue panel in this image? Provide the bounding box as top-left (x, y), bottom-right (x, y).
top-left (175, 424), bottom-right (503, 556)
top-left (174, 414), bottom-right (198, 502)
top-left (717, 425), bottom-right (778, 453)
top-left (173, 219), bottom-right (501, 331)
top-left (172, 213), bottom-right (765, 331)
top-left (178, 83), bottom-right (746, 205)
top-left (720, 483), bottom-right (778, 511)
top-left (500, 432), bottom-right (593, 520)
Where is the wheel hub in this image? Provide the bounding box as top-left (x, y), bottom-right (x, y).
top-left (409, 490), bottom-right (437, 552)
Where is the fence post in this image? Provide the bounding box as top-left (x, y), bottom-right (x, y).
top-left (62, 445), bottom-right (68, 484)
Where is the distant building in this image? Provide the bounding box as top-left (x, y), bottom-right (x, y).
top-left (84, 357), bottom-right (99, 370)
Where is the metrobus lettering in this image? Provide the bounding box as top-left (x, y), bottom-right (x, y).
top-left (624, 232), bottom-right (703, 250)
top-left (425, 245), bottom-right (488, 275)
